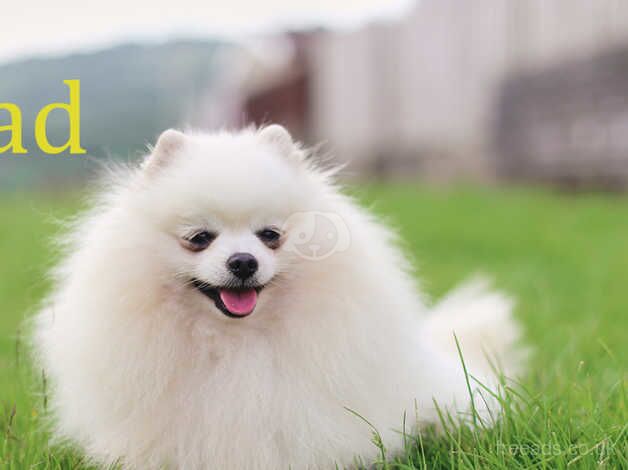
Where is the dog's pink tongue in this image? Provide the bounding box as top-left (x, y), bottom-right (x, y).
top-left (219, 289), bottom-right (258, 316)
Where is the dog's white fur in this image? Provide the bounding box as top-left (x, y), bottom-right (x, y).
top-left (33, 126), bottom-right (523, 469)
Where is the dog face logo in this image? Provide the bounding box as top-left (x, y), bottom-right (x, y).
top-left (283, 212), bottom-right (351, 260)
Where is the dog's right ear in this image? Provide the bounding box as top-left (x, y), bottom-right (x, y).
top-left (142, 129), bottom-right (186, 175)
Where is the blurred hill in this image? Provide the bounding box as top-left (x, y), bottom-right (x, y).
top-left (0, 40), bottom-right (228, 190)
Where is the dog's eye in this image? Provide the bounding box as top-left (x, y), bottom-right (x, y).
top-left (181, 231), bottom-right (216, 252)
top-left (257, 228), bottom-right (281, 249)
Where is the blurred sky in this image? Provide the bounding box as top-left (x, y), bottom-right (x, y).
top-left (1, 0), bottom-right (412, 64)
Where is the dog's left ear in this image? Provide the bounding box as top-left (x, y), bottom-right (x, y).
top-left (258, 125), bottom-right (303, 162)
top-left (143, 129), bottom-right (186, 175)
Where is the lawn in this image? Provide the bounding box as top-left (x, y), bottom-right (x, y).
top-left (0, 186), bottom-right (626, 469)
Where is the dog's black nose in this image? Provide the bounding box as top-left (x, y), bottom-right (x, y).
top-left (227, 253), bottom-right (258, 280)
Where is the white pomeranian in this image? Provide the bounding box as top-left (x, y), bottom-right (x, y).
top-left (34, 125), bottom-right (523, 469)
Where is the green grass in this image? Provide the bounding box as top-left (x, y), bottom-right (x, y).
top-left (1, 186), bottom-right (626, 468)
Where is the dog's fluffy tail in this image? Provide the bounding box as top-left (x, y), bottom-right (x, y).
top-left (422, 277), bottom-right (525, 379)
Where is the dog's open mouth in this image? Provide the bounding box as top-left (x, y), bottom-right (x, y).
top-left (191, 279), bottom-right (263, 318)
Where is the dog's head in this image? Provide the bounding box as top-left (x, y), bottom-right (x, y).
top-left (132, 126), bottom-right (340, 321)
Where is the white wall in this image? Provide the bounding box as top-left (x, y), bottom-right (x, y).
top-left (309, 0), bottom-right (628, 178)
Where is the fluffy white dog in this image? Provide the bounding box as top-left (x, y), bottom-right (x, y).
top-left (34, 125), bottom-right (522, 469)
